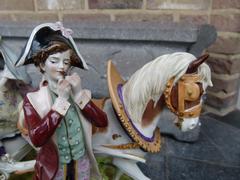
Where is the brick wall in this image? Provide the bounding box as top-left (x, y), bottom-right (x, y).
top-left (0, 0), bottom-right (239, 116)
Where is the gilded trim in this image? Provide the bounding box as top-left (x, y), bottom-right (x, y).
top-left (164, 74), bottom-right (202, 120)
top-left (107, 61), bottom-right (161, 153)
top-left (102, 142), bottom-right (140, 150)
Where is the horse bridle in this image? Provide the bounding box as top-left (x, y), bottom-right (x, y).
top-left (164, 74), bottom-right (202, 127)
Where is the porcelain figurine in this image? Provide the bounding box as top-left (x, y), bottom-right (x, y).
top-left (90, 52), bottom-right (212, 180)
top-left (0, 41), bottom-right (35, 178)
top-left (16, 22), bottom-right (108, 180)
top-left (16, 23), bottom-right (213, 180)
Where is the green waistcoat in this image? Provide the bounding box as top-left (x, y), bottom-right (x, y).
top-left (51, 92), bottom-right (86, 165)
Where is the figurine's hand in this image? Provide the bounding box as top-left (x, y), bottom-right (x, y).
top-left (65, 73), bottom-right (82, 96)
top-left (57, 79), bottom-right (71, 99)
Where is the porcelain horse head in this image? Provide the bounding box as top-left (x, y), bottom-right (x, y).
top-left (122, 52), bottom-right (212, 133)
top-left (163, 54), bottom-right (212, 131)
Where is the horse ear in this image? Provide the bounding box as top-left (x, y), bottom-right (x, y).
top-left (186, 54), bottom-right (209, 74)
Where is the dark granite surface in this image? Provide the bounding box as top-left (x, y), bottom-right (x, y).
top-left (138, 114), bottom-right (240, 180)
top-left (0, 22), bottom-right (217, 98)
top-left (0, 22), bottom-right (217, 144)
top-left (208, 109), bottom-right (240, 129)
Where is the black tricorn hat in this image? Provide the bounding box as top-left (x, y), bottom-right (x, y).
top-left (15, 22), bottom-right (88, 70)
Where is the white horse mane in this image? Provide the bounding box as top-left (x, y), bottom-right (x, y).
top-left (122, 52), bottom-right (212, 123)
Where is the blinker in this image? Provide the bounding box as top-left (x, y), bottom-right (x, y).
top-left (164, 74), bottom-right (202, 120)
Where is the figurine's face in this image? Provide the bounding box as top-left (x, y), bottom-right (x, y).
top-left (40, 50), bottom-right (71, 82)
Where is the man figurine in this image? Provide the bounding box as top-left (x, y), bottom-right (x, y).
top-left (16, 22), bottom-right (108, 180)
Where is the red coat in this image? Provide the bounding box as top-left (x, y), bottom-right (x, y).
top-left (22, 90), bottom-right (107, 180)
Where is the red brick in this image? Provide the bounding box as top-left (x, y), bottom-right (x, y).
top-left (204, 104), bottom-right (236, 116)
top-left (0, 13), bottom-right (58, 26)
top-left (211, 14), bottom-right (240, 32)
top-left (208, 35), bottom-right (240, 54)
top-left (206, 93), bottom-right (238, 109)
top-left (208, 77), bottom-right (240, 93)
top-left (115, 13), bottom-right (173, 23)
top-left (0, 0), bottom-right (34, 11)
top-left (212, 0), bottom-right (240, 9)
top-left (147, 0), bottom-right (211, 10)
top-left (89, 0), bottom-right (143, 9)
top-left (207, 55), bottom-right (240, 74)
top-left (0, 14), bottom-right (13, 23)
top-left (37, 0), bottom-right (82, 10)
top-left (179, 15), bottom-right (208, 26)
top-left (63, 14), bottom-right (110, 23)
top-left (12, 13), bottom-right (58, 23)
